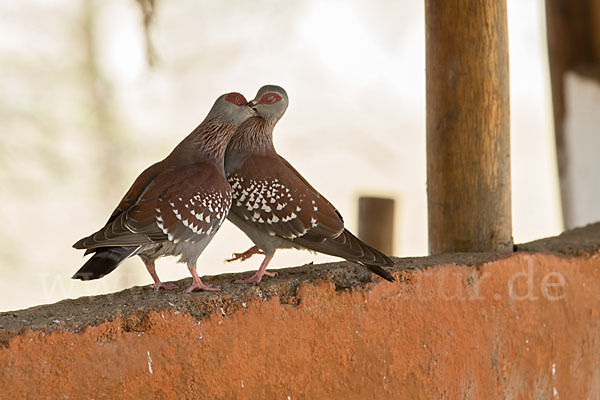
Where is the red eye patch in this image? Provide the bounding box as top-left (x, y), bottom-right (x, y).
top-left (225, 92), bottom-right (247, 106)
top-left (259, 93), bottom-right (282, 104)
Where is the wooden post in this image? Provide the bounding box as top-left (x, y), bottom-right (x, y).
top-left (425, 0), bottom-right (512, 254)
top-left (545, 0), bottom-right (600, 228)
top-left (358, 197), bottom-right (395, 256)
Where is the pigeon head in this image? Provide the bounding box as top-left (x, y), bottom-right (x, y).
top-left (249, 85), bottom-right (289, 122)
top-left (206, 92), bottom-right (256, 126)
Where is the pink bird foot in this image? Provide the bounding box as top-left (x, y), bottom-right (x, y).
top-left (145, 261), bottom-right (178, 291)
top-left (185, 281), bottom-right (220, 293)
top-left (234, 270), bottom-right (277, 284)
top-left (152, 282), bottom-right (179, 291)
top-left (234, 254), bottom-right (275, 284)
top-left (185, 263), bottom-right (220, 293)
top-left (226, 246), bottom-right (264, 262)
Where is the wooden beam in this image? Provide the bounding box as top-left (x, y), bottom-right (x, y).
top-left (358, 197), bottom-right (395, 256)
top-left (563, 70), bottom-right (600, 228)
top-left (545, 0), bottom-right (600, 228)
top-left (425, 0), bottom-right (512, 254)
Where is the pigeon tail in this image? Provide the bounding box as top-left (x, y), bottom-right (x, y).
top-left (359, 262), bottom-right (395, 282)
top-left (72, 246), bottom-right (139, 280)
top-left (294, 229), bottom-right (395, 282)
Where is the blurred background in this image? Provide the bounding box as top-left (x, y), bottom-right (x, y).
top-left (0, 0), bottom-right (561, 311)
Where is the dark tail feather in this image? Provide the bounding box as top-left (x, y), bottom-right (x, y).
top-left (72, 246), bottom-right (138, 281)
top-left (359, 262), bottom-right (395, 282)
top-left (294, 229), bottom-right (395, 282)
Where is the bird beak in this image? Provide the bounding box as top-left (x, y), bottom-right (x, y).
top-left (247, 99), bottom-right (258, 109)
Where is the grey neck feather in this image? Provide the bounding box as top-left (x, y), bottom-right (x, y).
top-left (227, 116), bottom-right (276, 153)
top-left (225, 116), bottom-right (276, 175)
top-left (171, 116), bottom-right (237, 173)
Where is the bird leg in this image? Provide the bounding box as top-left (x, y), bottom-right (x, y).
top-left (235, 254), bottom-right (276, 284)
top-left (144, 261), bottom-right (178, 291)
top-left (226, 246), bottom-right (264, 262)
top-left (185, 264), bottom-right (220, 293)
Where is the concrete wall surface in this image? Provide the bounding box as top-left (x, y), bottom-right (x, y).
top-left (1, 224), bottom-right (599, 399)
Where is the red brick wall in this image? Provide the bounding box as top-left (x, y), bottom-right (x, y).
top-left (1, 251), bottom-right (599, 399)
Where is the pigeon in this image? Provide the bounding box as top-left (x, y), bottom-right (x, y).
top-left (72, 92), bottom-right (255, 292)
top-left (224, 85), bottom-right (394, 283)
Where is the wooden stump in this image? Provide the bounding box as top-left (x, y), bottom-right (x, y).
top-left (358, 197), bottom-right (395, 256)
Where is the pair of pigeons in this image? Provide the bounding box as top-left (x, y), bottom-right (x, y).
top-left (73, 85), bottom-right (395, 292)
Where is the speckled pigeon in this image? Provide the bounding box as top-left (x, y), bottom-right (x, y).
top-left (72, 92), bottom-right (255, 292)
top-left (224, 85), bottom-right (395, 283)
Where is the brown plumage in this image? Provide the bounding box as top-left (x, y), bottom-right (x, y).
top-left (73, 92), bottom-right (255, 292)
top-left (224, 85), bottom-right (394, 283)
